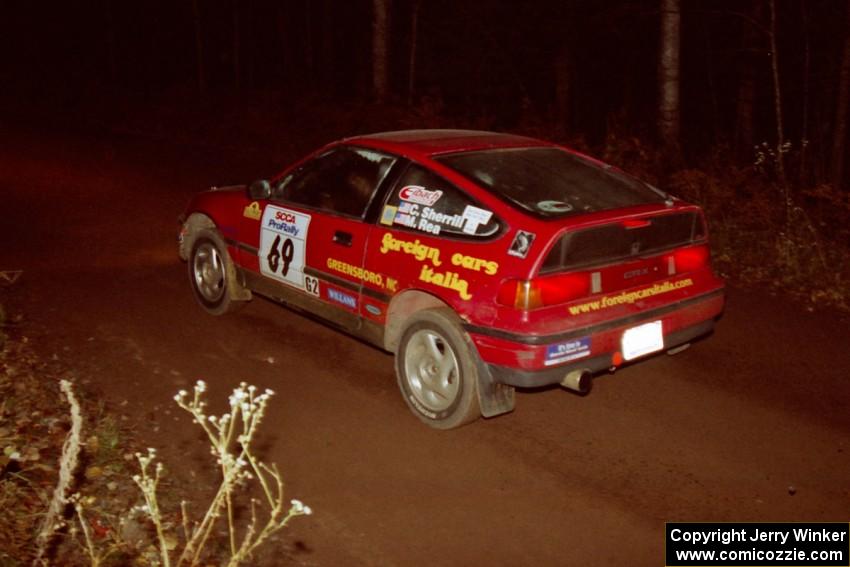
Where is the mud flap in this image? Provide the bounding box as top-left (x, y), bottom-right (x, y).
top-left (224, 250), bottom-right (252, 301)
top-left (474, 356), bottom-right (515, 418)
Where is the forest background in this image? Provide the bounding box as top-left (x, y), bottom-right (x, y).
top-left (3, 0), bottom-right (850, 309)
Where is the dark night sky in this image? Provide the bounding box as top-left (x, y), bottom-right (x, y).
top-left (1, 1), bottom-right (848, 157)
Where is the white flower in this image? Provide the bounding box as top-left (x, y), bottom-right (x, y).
top-left (291, 499), bottom-right (311, 515)
top-left (195, 380), bottom-right (207, 393)
top-left (230, 389), bottom-right (246, 406)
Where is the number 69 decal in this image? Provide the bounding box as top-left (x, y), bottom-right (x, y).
top-left (259, 205), bottom-right (311, 289)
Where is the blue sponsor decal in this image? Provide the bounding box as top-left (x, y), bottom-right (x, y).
top-left (327, 288), bottom-right (357, 309)
top-left (266, 218), bottom-right (300, 236)
top-left (545, 337), bottom-right (591, 366)
top-left (365, 304), bottom-right (382, 316)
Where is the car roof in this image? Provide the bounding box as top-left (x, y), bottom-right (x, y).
top-left (346, 129), bottom-right (551, 157)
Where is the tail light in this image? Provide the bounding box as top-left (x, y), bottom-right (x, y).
top-left (670, 244), bottom-right (710, 273)
top-left (498, 272), bottom-right (590, 309)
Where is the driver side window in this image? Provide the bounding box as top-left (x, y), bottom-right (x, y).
top-left (273, 147), bottom-right (396, 218)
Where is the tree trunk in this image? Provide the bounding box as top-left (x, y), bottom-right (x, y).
top-left (407, 0), bottom-right (420, 105)
top-left (734, 1), bottom-right (761, 161)
top-left (554, 46), bottom-right (571, 135)
top-left (104, 0), bottom-right (116, 84)
top-left (768, 0), bottom-right (787, 186)
top-left (658, 0), bottom-right (681, 152)
top-left (831, 3), bottom-right (850, 191)
top-left (799, 0), bottom-right (811, 185)
top-left (192, 0), bottom-right (206, 93)
top-left (372, 0), bottom-right (390, 102)
top-left (246, 0), bottom-right (254, 88)
top-left (304, 0), bottom-right (314, 85)
top-left (233, 0), bottom-right (240, 90)
top-left (322, 0), bottom-right (334, 89)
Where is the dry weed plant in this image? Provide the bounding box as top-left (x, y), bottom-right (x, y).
top-left (38, 379), bottom-right (310, 566)
top-left (33, 379), bottom-right (83, 565)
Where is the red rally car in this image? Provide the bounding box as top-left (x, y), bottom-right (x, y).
top-left (179, 130), bottom-right (724, 429)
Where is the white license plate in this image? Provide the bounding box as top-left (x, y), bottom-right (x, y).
top-left (621, 320), bottom-right (664, 361)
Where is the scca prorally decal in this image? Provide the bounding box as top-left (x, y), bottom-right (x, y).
top-left (259, 205), bottom-right (311, 290)
top-left (399, 185), bottom-right (443, 206)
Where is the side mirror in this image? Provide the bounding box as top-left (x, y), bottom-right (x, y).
top-left (248, 179), bottom-right (271, 200)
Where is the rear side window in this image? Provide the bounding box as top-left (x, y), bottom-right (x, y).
top-left (379, 164), bottom-right (500, 238)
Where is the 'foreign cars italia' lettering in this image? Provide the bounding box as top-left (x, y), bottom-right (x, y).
top-left (419, 265), bottom-right (471, 300)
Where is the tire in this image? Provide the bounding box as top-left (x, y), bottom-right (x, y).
top-left (188, 230), bottom-right (245, 315)
top-left (395, 308), bottom-right (481, 429)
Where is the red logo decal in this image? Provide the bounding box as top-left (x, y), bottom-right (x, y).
top-left (399, 185), bottom-right (443, 207)
top-left (275, 211), bottom-right (296, 223)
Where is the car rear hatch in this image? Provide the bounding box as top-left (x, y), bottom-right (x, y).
top-left (495, 205), bottom-right (720, 333)
top-left (542, 208), bottom-right (707, 296)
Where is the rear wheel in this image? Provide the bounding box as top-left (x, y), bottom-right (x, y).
top-left (395, 309), bottom-right (481, 429)
top-left (189, 230), bottom-right (246, 315)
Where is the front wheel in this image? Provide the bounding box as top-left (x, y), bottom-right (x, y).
top-left (188, 230), bottom-right (246, 315)
top-left (395, 309), bottom-right (481, 429)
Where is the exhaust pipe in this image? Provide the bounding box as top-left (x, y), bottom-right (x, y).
top-left (560, 369), bottom-right (591, 393)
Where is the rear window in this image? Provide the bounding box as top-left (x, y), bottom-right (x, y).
top-left (436, 147), bottom-right (665, 218)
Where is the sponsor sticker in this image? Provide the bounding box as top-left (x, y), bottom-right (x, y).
top-left (326, 287), bottom-right (357, 309)
top-left (399, 185), bottom-right (443, 206)
top-left (380, 205), bottom-right (397, 226)
top-left (544, 337), bottom-right (591, 366)
top-left (243, 201), bottom-right (262, 220)
top-left (508, 230), bottom-right (535, 258)
top-left (365, 304), bottom-right (382, 316)
top-left (537, 200), bottom-right (574, 214)
top-left (461, 205), bottom-right (494, 234)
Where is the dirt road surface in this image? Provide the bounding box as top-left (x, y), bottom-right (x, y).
top-left (3, 127), bottom-right (849, 566)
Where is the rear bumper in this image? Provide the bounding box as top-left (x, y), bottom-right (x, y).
top-left (486, 319), bottom-right (714, 388)
top-left (465, 288), bottom-right (724, 388)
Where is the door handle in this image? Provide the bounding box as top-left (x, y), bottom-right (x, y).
top-left (333, 230), bottom-right (353, 247)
